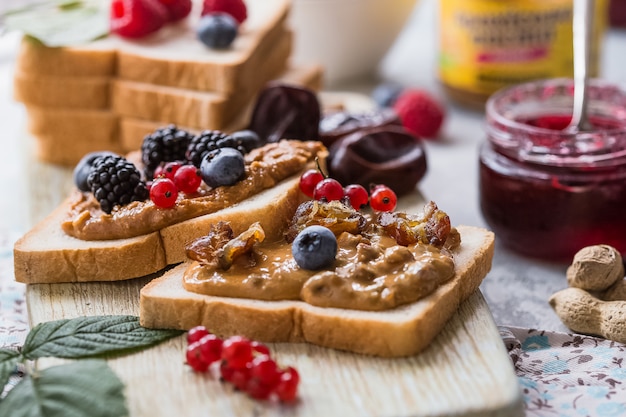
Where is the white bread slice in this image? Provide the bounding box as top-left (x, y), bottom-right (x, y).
top-left (13, 72), bottom-right (111, 109)
top-left (15, 30), bottom-right (292, 116)
top-left (111, 32), bottom-right (292, 129)
top-left (23, 65), bottom-right (323, 166)
top-left (139, 225), bottom-right (495, 357)
top-left (15, 0), bottom-right (290, 94)
top-left (119, 64), bottom-right (324, 151)
top-left (14, 175), bottom-right (305, 284)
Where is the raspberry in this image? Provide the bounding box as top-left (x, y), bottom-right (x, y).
top-left (110, 0), bottom-right (169, 39)
top-left (201, 0), bottom-right (247, 24)
top-left (393, 89), bottom-right (445, 139)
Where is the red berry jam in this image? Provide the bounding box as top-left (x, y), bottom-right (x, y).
top-left (480, 79), bottom-right (626, 261)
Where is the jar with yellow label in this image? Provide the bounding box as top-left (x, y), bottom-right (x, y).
top-left (438, 0), bottom-right (608, 109)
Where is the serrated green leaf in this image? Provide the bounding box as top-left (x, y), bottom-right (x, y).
top-left (0, 348), bottom-right (21, 392)
top-left (3, 0), bottom-right (109, 47)
top-left (0, 360), bottom-right (128, 417)
top-left (22, 315), bottom-right (182, 360)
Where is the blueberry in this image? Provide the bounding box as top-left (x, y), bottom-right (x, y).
top-left (200, 147), bottom-right (245, 188)
top-left (231, 129), bottom-right (264, 153)
top-left (197, 13), bottom-right (238, 49)
top-left (73, 151), bottom-right (116, 192)
top-left (292, 226), bottom-right (338, 270)
top-left (371, 82), bottom-right (404, 108)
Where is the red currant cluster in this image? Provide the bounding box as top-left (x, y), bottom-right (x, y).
top-left (299, 169), bottom-right (398, 212)
top-left (149, 161), bottom-right (202, 208)
top-left (185, 326), bottom-right (300, 402)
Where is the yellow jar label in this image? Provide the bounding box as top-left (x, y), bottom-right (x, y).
top-left (439, 0), bottom-right (607, 97)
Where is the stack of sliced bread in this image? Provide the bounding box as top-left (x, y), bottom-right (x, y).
top-left (13, 0), bottom-right (323, 165)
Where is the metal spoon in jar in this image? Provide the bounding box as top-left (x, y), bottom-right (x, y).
top-left (567, 0), bottom-right (595, 132)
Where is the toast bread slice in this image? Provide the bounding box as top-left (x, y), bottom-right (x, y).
top-left (111, 32), bottom-right (292, 128)
top-left (139, 225), bottom-right (495, 357)
top-left (15, 30), bottom-right (292, 118)
top-left (23, 64), bottom-right (323, 165)
top-left (14, 0), bottom-right (290, 94)
top-left (14, 175), bottom-right (305, 284)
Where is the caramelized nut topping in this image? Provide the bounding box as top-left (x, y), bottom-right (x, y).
top-left (285, 199), bottom-right (367, 242)
top-left (376, 201), bottom-right (451, 247)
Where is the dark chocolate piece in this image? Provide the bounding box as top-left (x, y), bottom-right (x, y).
top-left (319, 108), bottom-right (402, 147)
top-left (327, 126), bottom-right (427, 196)
top-left (247, 82), bottom-right (320, 143)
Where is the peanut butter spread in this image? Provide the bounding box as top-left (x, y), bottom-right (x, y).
top-left (62, 140), bottom-right (325, 241)
top-left (182, 204), bottom-right (459, 311)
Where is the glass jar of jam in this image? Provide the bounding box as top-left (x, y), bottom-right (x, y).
top-left (479, 78), bottom-right (626, 261)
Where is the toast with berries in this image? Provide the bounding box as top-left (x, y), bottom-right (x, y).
top-left (13, 140), bottom-right (326, 284)
top-left (14, 0), bottom-right (290, 93)
top-left (139, 222), bottom-right (495, 358)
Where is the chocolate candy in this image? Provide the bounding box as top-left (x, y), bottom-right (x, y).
top-left (247, 82), bottom-right (320, 143)
top-left (320, 108), bottom-right (402, 147)
top-left (327, 126), bottom-right (427, 196)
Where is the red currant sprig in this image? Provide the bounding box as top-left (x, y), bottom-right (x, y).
top-left (184, 326), bottom-right (300, 402)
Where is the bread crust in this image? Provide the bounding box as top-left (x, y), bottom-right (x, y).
top-left (139, 225), bottom-right (495, 357)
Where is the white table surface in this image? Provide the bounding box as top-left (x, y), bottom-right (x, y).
top-left (0, 0), bottom-right (625, 332)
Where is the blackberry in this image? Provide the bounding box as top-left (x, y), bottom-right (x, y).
top-left (88, 155), bottom-right (149, 214)
top-left (141, 125), bottom-right (193, 178)
top-left (186, 130), bottom-right (245, 167)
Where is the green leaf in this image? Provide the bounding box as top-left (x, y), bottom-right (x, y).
top-left (0, 348), bottom-right (21, 392)
top-left (3, 0), bottom-right (109, 47)
top-left (0, 360), bottom-right (128, 417)
top-left (22, 315), bottom-right (182, 360)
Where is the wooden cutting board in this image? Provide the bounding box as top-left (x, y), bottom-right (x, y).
top-left (20, 93), bottom-right (524, 417)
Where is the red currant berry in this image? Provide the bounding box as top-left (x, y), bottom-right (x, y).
top-left (370, 185), bottom-right (397, 212)
top-left (150, 177), bottom-right (178, 208)
top-left (313, 178), bottom-right (344, 201)
top-left (299, 169), bottom-right (324, 198)
top-left (173, 164), bottom-right (202, 194)
top-left (246, 378), bottom-right (273, 400)
top-left (186, 341), bottom-right (209, 372)
top-left (251, 340), bottom-right (270, 356)
top-left (154, 161), bottom-right (183, 180)
top-left (221, 335), bottom-right (254, 369)
top-left (250, 355), bottom-right (281, 388)
top-left (221, 362), bottom-right (251, 390)
top-left (199, 334), bottom-right (224, 366)
top-left (187, 325), bottom-right (209, 344)
top-left (344, 184), bottom-right (369, 210)
top-left (275, 367), bottom-right (300, 402)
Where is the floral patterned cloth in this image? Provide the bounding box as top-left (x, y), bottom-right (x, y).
top-left (1, 230), bottom-right (625, 415)
top-left (501, 327), bottom-right (626, 417)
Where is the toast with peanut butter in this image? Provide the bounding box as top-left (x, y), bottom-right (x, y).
top-left (139, 200), bottom-right (495, 357)
top-left (14, 140), bottom-right (326, 284)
